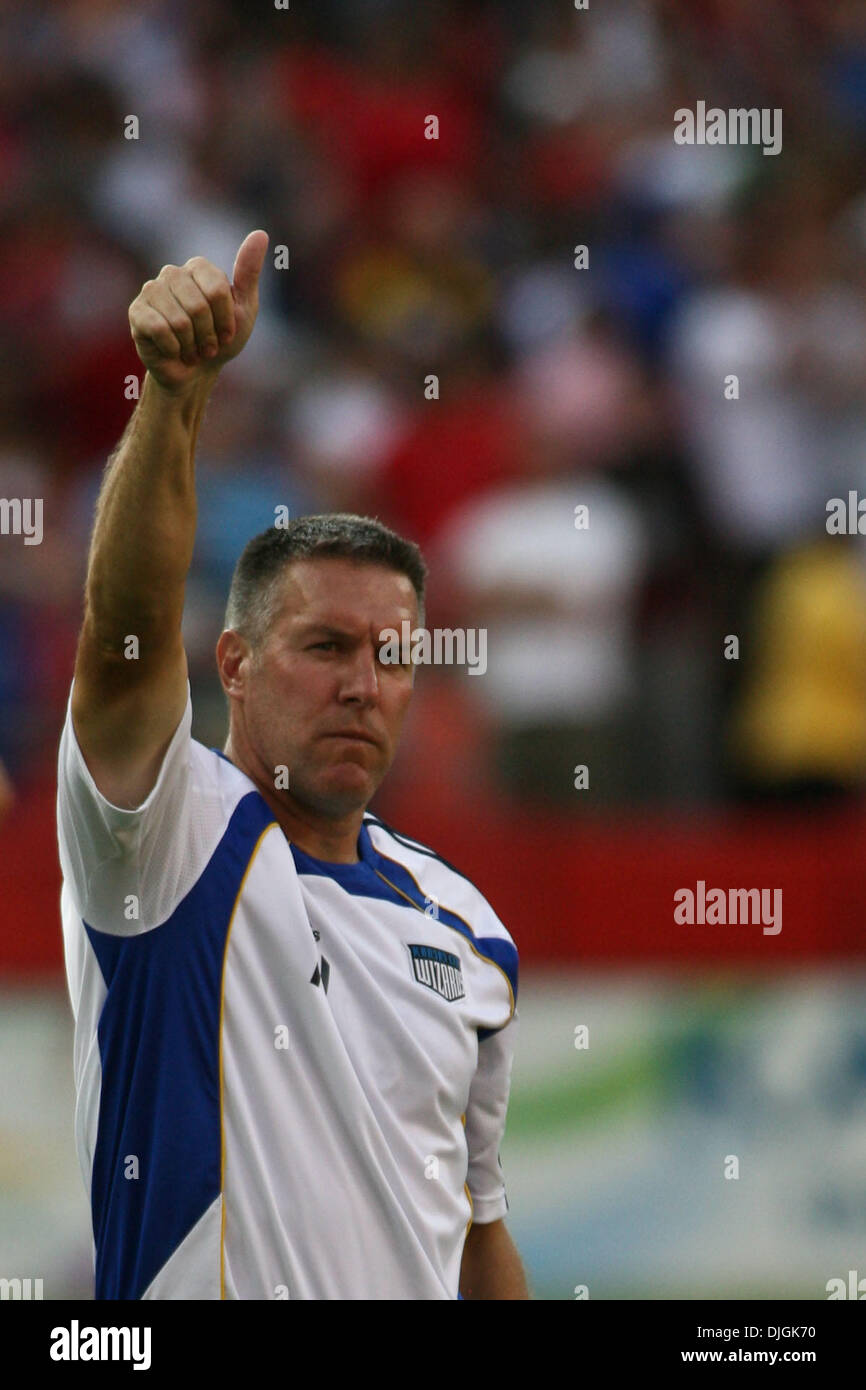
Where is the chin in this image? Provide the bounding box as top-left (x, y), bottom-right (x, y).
top-left (314, 790), bottom-right (373, 819)
top-left (307, 769), bottom-right (377, 817)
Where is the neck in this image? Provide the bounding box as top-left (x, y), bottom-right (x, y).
top-left (222, 740), bottom-right (364, 863)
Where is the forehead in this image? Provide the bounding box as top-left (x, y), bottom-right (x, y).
top-left (270, 556), bottom-right (418, 631)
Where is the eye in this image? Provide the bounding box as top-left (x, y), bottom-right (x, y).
top-left (310, 641), bottom-right (338, 652)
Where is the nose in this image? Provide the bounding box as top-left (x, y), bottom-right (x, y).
top-left (338, 644), bottom-right (380, 706)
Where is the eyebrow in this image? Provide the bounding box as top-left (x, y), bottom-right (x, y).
top-left (299, 624), bottom-right (353, 638)
top-left (299, 623), bottom-right (395, 642)
top-left (301, 622), bottom-right (403, 636)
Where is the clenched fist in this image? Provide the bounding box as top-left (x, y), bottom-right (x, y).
top-left (129, 230), bottom-right (269, 394)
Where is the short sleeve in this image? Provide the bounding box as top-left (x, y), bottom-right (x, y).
top-left (56, 679), bottom-right (196, 935)
top-left (464, 1009), bottom-right (519, 1223)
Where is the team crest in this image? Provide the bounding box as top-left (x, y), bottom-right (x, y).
top-left (408, 944), bottom-right (465, 1002)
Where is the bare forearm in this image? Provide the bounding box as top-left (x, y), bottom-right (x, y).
top-left (69, 234), bottom-right (266, 806)
top-left (459, 1220), bottom-right (530, 1300)
top-left (84, 371), bottom-right (214, 650)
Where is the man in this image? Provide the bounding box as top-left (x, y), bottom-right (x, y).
top-left (57, 230), bottom-right (527, 1300)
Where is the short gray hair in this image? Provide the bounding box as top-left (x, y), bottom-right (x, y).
top-left (224, 513), bottom-right (427, 646)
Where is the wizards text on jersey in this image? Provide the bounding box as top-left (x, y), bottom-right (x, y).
top-left (408, 944), bottom-right (466, 1002)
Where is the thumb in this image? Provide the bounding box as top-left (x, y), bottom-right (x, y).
top-left (231, 229), bottom-right (269, 303)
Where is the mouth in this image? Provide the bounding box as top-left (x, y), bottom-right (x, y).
top-left (321, 731), bottom-right (379, 747)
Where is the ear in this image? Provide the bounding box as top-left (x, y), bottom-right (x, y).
top-left (217, 628), bottom-right (252, 698)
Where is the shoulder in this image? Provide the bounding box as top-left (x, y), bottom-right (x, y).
top-left (363, 811), bottom-right (518, 955)
top-left (57, 676), bottom-right (276, 933)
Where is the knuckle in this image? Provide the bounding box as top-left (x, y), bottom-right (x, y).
top-left (199, 277), bottom-right (231, 307)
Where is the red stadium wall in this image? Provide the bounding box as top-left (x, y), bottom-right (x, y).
top-left (2, 781), bottom-right (863, 975)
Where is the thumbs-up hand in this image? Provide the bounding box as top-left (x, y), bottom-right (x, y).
top-left (129, 230), bottom-right (269, 394)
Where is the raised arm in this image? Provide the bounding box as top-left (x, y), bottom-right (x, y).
top-left (71, 230), bottom-right (268, 808)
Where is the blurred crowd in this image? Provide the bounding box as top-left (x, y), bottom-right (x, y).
top-left (3, 0), bottom-right (866, 813)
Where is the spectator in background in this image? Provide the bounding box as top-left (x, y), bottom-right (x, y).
top-left (728, 537), bottom-right (866, 803)
top-left (0, 427), bottom-right (79, 781)
top-left (286, 343), bottom-right (408, 516)
top-left (336, 167), bottom-right (527, 546)
top-left (667, 172), bottom-right (866, 566)
top-left (666, 170), bottom-right (866, 795)
top-left (435, 317), bottom-right (652, 809)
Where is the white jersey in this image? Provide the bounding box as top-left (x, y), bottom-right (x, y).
top-left (56, 683), bottom-right (519, 1300)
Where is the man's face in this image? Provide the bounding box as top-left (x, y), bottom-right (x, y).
top-left (224, 556), bottom-right (418, 818)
